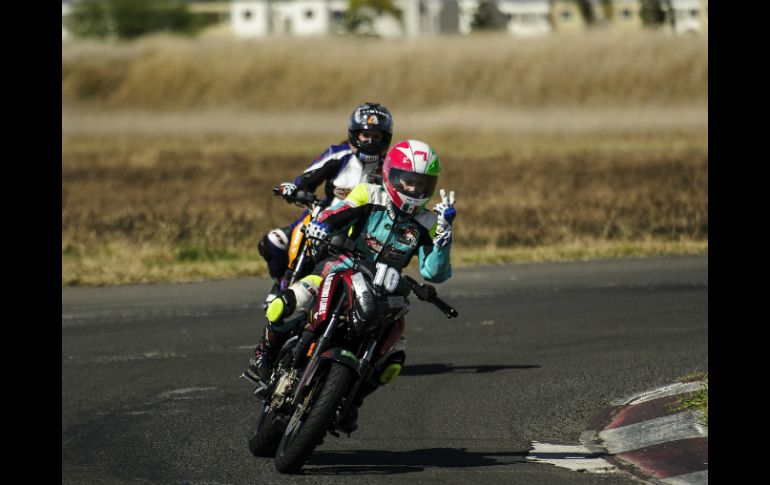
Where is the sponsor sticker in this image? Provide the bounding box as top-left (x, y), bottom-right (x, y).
top-left (317, 275), bottom-right (334, 315)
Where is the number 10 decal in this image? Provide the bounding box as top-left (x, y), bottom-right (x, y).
top-left (374, 262), bottom-right (400, 292)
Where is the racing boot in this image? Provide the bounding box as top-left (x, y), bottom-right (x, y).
top-left (243, 333), bottom-right (273, 386)
top-left (338, 379), bottom-right (379, 435)
top-left (245, 288), bottom-right (299, 384)
top-left (338, 350), bottom-right (406, 434)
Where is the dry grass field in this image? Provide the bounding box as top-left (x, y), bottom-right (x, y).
top-left (61, 31), bottom-right (708, 286)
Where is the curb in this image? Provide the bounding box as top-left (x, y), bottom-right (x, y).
top-left (581, 381), bottom-right (708, 484)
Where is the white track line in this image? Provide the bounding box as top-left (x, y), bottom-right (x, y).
top-left (610, 381), bottom-right (704, 406)
top-left (527, 442), bottom-right (617, 473)
top-left (599, 410), bottom-right (708, 454)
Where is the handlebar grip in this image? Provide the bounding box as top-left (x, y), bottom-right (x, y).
top-left (431, 296), bottom-right (458, 319)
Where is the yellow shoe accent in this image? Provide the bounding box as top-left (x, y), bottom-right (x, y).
top-left (265, 298), bottom-right (285, 323)
top-left (378, 363), bottom-right (402, 385)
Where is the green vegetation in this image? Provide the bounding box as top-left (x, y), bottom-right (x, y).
top-left (66, 0), bottom-right (211, 40)
top-left (343, 0), bottom-right (401, 35)
top-left (61, 32), bottom-right (707, 286)
top-left (62, 31), bottom-right (707, 110)
top-left (61, 127), bottom-right (707, 285)
top-left (673, 372), bottom-right (708, 426)
top-left (639, 0), bottom-right (671, 26)
top-left (471, 1), bottom-right (508, 31)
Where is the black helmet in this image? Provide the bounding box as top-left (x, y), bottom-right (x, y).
top-left (348, 102), bottom-right (393, 164)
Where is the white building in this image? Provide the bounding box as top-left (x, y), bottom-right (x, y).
top-left (666, 0), bottom-right (705, 35)
top-left (497, 0), bottom-right (551, 36)
top-left (232, 0), bottom-right (361, 37)
top-left (231, 0), bottom-right (554, 38)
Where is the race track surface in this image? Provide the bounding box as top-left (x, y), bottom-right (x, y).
top-left (62, 255), bottom-right (707, 484)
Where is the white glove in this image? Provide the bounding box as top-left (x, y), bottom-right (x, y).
top-left (276, 182), bottom-right (297, 200)
top-left (432, 189), bottom-right (456, 247)
top-left (305, 221), bottom-right (330, 243)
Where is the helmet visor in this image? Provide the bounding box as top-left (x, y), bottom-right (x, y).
top-left (352, 129), bottom-right (390, 156)
top-left (389, 168), bottom-right (437, 200)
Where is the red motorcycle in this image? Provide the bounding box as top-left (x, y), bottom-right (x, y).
top-left (247, 234), bottom-right (458, 474)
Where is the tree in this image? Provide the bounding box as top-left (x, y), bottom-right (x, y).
top-left (471, 0), bottom-right (508, 31)
top-left (639, 0), bottom-right (668, 26)
top-left (342, 0), bottom-right (401, 35)
top-left (66, 0), bottom-right (202, 40)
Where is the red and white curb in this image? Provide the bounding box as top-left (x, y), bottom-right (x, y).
top-left (579, 381), bottom-right (708, 484)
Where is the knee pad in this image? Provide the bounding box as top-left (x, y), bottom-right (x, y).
top-left (377, 349), bottom-right (406, 385)
top-left (259, 229), bottom-right (290, 279)
top-left (266, 229), bottom-right (290, 251)
top-left (289, 275), bottom-right (323, 314)
top-left (265, 289), bottom-right (296, 324)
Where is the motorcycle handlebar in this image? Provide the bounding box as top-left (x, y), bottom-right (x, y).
top-left (401, 275), bottom-right (459, 319)
top-left (272, 187), bottom-right (319, 207)
top-left (320, 235), bottom-right (459, 319)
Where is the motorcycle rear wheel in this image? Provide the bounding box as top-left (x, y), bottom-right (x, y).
top-left (274, 362), bottom-right (353, 474)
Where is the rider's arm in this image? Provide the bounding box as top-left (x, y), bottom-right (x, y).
top-left (417, 230), bottom-right (452, 283)
top-left (315, 182), bottom-right (376, 231)
top-left (410, 209), bottom-right (451, 282)
top-left (293, 144), bottom-right (349, 192)
top-left (317, 202), bottom-right (369, 232)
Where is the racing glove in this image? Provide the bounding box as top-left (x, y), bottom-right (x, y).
top-left (276, 182), bottom-right (298, 201)
top-left (305, 221), bottom-right (330, 257)
top-left (432, 189), bottom-right (456, 248)
top-left (305, 221), bottom-right (330, 244)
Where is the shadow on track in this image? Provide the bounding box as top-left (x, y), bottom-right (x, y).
top-left (400, 363), bottom-right (540, 376)
top-left (304, 447), bottom-right (529, 475)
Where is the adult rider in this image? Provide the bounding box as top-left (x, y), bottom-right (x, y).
top-left (258, 102), bottom-right (394, 306)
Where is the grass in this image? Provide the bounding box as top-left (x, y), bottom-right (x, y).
top-left (61, 125), bottom-right (707, 286)
top-left (672, 372), bottom-right (708, 426)
top-left (61, 32), bottom-right (707, 286)
top-left (61, 238), bottom-right (709, 286)
top-left (62, 30), bottom-right (707, 111)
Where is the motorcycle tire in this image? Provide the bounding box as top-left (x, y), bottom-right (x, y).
top-left (248, 405), bottom-right (283, 457)
top-left (274, 362), bottom-right (353, 474)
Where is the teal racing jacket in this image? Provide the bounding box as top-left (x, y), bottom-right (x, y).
top-left (316, 183), bottom-right (452, 283)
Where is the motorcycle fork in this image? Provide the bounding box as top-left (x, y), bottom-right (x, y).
top-left (285, 233), bottom-right (308, 287)
top-left (289, 291), bottom-right (345, 407)
top-left (285, 204), bottom-right (322, 287)
top-left (336, 326), bottom-right (387, 432)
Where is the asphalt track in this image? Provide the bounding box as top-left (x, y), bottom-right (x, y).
top-left (62, 255), bottom-right (707, 484)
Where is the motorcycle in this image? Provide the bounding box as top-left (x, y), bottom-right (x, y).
top-left (263, 187), bottom-right (326, 310)
top-left (247, 234), bottom-right (458, 474)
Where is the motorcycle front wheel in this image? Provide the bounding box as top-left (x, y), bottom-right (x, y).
top-left (274, 362), bottom-right (353, 474)
top-left (248, 404), bottom-right (283, 457)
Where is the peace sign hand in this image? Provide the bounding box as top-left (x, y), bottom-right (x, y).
top-left (432, 189), bottom-right (456, 247)
top-left (433, 189), bottom-right (456, 225)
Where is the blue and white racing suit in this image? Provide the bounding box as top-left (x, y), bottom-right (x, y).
top-left (259, 142), bottom-right (383, 279)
